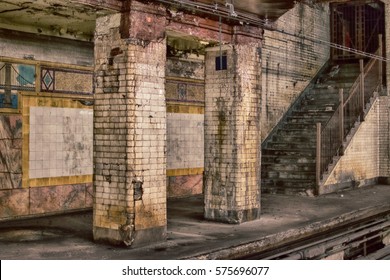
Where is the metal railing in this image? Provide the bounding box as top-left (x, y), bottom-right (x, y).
top-left (316, 36), bottom-right (383, 188)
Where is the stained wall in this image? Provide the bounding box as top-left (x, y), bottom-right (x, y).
top-left (261, 2), bottom-right (330, 140)
top-left (166, 55), bottom-right (205, 198)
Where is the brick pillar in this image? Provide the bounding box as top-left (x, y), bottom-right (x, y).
top-left (204, 42), bottom-right (262, 224)
top-left (93, 2), bottom-right (167, 246)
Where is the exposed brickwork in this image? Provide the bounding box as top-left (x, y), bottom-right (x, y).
top-left (121, 0), bottom-right (166, 41)
top-left (261, 2), bottom-right (330, 140)
top-left (204, 43), bottom-right (261, 224)
top-left (93, 6), bottom-right (166, 245)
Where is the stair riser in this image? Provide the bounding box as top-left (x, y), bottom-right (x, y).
top-left (267, 142), bottom-right (316, 150)
top-left (262, 156), bottom-right (316, 165)
top-left (262, 164), bottom-right (316, 173)
top-left (264, 172), bottom-right (316, 180)
top-left (271, 135), bottom-right (316, 143)
top-left (263, 150), bottom-right (316, 157)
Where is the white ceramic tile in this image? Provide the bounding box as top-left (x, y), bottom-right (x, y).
top-left (29, 106), bottom-right (93, 179)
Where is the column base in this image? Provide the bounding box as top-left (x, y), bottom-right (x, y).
top-left (93, 226), bottom-right (166, 247)
top-left (204, 207), bottom-right (261, 224)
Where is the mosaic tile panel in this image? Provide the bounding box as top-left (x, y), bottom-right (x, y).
top-left (41, 67), bottom-right (93, 95)
top-left (167, 113), bottom-right (204, 170)
top-left (29, 106), bottom-right (93, 179)
top-left (166, 78), bottom-right (205, 104)
top-left (0, 93), bottom-right (18, 109)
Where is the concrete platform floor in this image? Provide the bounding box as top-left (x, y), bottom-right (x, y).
top-left (0, 184), bottom-right (389, 259)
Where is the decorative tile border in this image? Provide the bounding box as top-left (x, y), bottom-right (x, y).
top-left (166, 76), bottom-right (205, 104)
top-left (41, 67), bottom-right (94, 95)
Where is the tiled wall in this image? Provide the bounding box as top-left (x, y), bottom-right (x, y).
top-left (261, 2), bottom-right (330, 140)
top-left (29, 106), bottom-right (93, 179)
top-left (167, 112), bottom-right (204, 170)
top-left (321, 97), bottom-right (390, 193)
top-left (165, 55), bottom-right (205, 198)
top-left (0, 59), bottom-right (94, 220)
top-left (0, 95), bottom-right (94, 221)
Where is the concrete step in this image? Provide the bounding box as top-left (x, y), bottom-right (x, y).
top-left (261, 179), bottom-right (315, 194)
top-left (266, 141), bottom-right (316, 150)
top-left (314, 82), bottom-right (354, 90)
top-left (271, 134), bottom-right (316, 144)
top-left (274, 128), bottom-right (317, 138)
top-left (290, 110), bottom-right (335, 118)
top-left (281, 122), bottom-right (318, 130)
top-left (263, 148), bottom-right (316, 157)
top-left (261, 154), bottom-right (316, 165)
top-left (263, 170), bottom-right (316, 180)
top-left (261, 163), bottom-right (316, 172)
top-left (308, 89), bottom-right (342, 97)
top-left (295, 105), bottom-right (337, 113)
top-left (286, 115), bottom-right (331, 124)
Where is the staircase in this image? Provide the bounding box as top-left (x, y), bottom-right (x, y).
top-left (261, 62), bottom-right (361, 195)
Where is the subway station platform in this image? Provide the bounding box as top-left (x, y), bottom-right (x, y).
top-left (0, 184), bottom-right (389, 260)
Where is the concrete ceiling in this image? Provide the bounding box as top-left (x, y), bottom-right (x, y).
top-left (0, 0), bottom-right (119, 41)
top-left (198, 0), bottom-right (296, 20)
top-left (0, 0), bottom-right (297, 41)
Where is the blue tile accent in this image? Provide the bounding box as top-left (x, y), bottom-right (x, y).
top-left (0, 93), bottom-right (18, 109)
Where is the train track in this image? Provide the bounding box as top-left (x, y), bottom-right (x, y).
top-left (241, 211), bottom-right (390, 260)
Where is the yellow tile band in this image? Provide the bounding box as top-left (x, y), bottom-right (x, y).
top-left (28, 175), bottom-right (93, 188)
top-left (167, 168), bottom-right (204, 177)
top-left (167, 103), bottom-right (204, 114)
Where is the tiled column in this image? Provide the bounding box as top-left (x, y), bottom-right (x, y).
top-left (93, 1), bottom-right (167, 246)
top-left (204, 42), bottom-right (262, 224)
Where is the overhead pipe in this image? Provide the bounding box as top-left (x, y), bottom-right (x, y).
top-left (154, 0), bottom-right (390, 62)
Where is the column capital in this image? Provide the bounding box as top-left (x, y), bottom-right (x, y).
top-left (120, 0), bottom-right (167, 41)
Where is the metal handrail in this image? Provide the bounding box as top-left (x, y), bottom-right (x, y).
top-left (316, 40), bottom-right (383, 189)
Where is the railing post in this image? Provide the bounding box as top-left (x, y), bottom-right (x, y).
top-left (339, 89), bottom-right (344, 156)
top-left (378, 34), bottom-right (383, 93)
top-left (35, 64), bottom-right (41, 93)
top-left (360, 59), bottom-right (365, 120)
top-left (4, 63), bottom-right (12, 108)
top-left (316, 122), bottom-right (322, 192)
